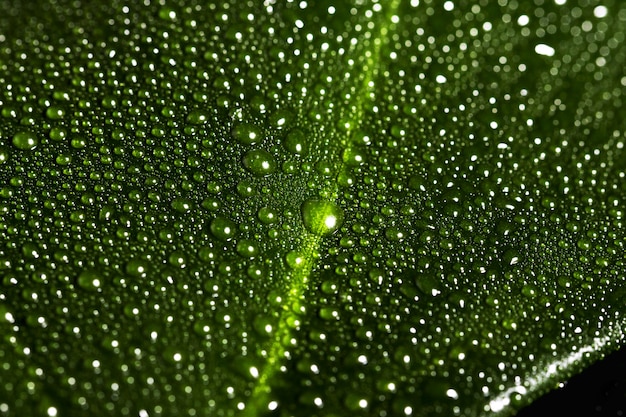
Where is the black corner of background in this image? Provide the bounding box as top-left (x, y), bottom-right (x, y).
top-left (515, 345), bottom-right (626, 416)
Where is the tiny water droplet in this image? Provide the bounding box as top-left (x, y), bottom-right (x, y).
top-left (168, 251), bottom-right (187, 268)
top-left (342, 148), bottom-right (365, 166)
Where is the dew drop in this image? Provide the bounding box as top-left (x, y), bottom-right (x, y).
top-left (70, 137), bottom-right (87, 149)
top-left (171, 197), bottom-right (193, 213)
top-left (269, 109), bottom-right (294, 129)
top-left (45, 106), bottom-right (65, 120)
top-left (342, 148), bottom-right (365, 166)
top-left (210, 216), bottom-right (237, 241)
top-left (193, 319), bottom-right (211, 336)
top-left (125, 259), bottom-right (148, 277)
top-left (252, 316), bottom-right (275, 337)
top-left (186, 110), bottom-right (209, 125)
top-left (247, 263), bottom-right (266, 279)
top-left (49, 127), bottom-right (67, 141)
top-left (319, 307), bottom-right (340, 321)
top-left (12, 131), bottom-right (38, 150)
top-left (243, 149), bottom-right (277, 176)
top-left (236, 240), bottom-right (259, 258)
top-left (236, 180), bottom-right (255, 197)
top-left (168, 251), bottom-right (187, 268)
top-left (77, 270), bottom-right (101, 291)
top-left (535, 43), bottom-right (555, 57)
top-left (232, 123), bottom-right (263, 145)
top-left (577, 238), bottom-right (591, 250)
top-left (284, 128), bottom-right (308, 155)
top-left (385, 227), bottom-right (405, 242)
top-left (301, 198), bottom-right (344, 236)
top-left (258, 207), bottom-right (277, 224)
top-left (415, 274), bottom-right (442, 297)
top-left (285, 250), bottom-right (305, 268)
top-left (0, 147), bottom-right (8, 164)
top-left (158, 6), bottom-right (177, 20)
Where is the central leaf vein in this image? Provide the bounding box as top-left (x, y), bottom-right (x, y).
top-left (244, 1), bottom-right (401, 414)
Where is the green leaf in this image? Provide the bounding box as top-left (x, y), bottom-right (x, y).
top-left (0, 0), bottom-right (625, 416)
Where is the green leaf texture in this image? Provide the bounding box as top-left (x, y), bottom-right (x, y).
top-left (0, 0), bottom-right (625, 416)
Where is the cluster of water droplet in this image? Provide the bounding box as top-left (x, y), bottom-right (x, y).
top-left (0, 0), bottom-right (624, 416)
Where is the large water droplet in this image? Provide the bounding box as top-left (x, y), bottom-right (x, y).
top-left (236, 239), bottom-right (259, 258)
top-left (415, 274), bottom-right (442, 297)
top-left (284, 128), bottom-right (308, 155)
top-left (232, 123), bottom-right (263, 145)
top-left (77, 270), bottom-right (101, 291)
top-left (210, 216), bottom-right (237, 241)
top-left (12, 131), bottom-right (38, 150)
top-left (186, 109), bottom-right (209, 125)
top-left (0, 147), bottom-right (9, 164)
top-left (301, 198), bottom-right (344, 236)
top-left (243, 149), bottom-right (277, 176)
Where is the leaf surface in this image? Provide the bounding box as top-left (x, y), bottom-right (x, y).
top-left (0, 1), bottom-right (625, 416)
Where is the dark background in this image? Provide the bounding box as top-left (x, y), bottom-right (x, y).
top-left (515, 345), bottom-right (626, 416)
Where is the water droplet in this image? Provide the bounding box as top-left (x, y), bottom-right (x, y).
top-left (171, 197), bottom-right (193, 213)
top-left (269, 109), bottom-right (294, 129)
top-left (168, 251), bottom-right (187, 268)
top-left (46, 106), bottom-right (65, 120)
top-left (126, 259), bottom-right (148, 277)
top-left (415, 274), bottom-right (442, 297)
top-left (232, 123), bottom-right (263, 145)
top-left (342, 148), bottom-right (365, 166)
top-left (315, 161), bottom-right (333, 177)
top-left (0, 147), bottom-right (8, 164)
top-left (522, 284), bottom-right (538, 298)
top-left (285, 250), bottom-right (305, 268)
top-left (577, 238), bottom-right (591, 250)
top-left (49, 127), bottom-right (67, 141)
top-left (247, 263), bottom-right (266, 279)
top-left (70, 137), bottom-right (87, 149)
top-left (210, 216), bottom-right (237, 241)
top-left (158, 6), bottom-right (177, 20)
top-left (236, 240), bottom-right (259, 258)
top-left (243, 149), bottom-right (277, 176)
top-left (284, 128), bottom-right (308, 155)
top-left (319, 307), bottom-right (340, 321)
top-left (77, 270), bottom-right (101, 291)
top-left (301, 198), bottom-right (344, 236)
top-left (186, 110), bottom-right (209, 125)
top-left (193, 319), bottom-right (211, 336)
top-left (12, 131), bottom-right (38, 150)
top-left (385, 227), bottom-right (405, 242)
top-left (101, 96), bottom-right (117, 109)
top-left (258, 207), bottom-right (277, 224)
top-left (236, 180), bottom-right (256, 197)
top-left (253, 316), bottom-right (275, 337)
